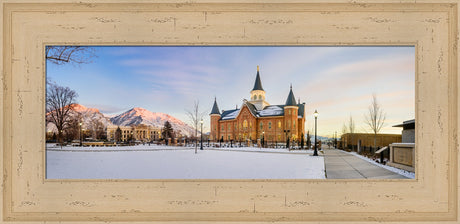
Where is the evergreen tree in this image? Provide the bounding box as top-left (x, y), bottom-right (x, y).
top-left (162, 121), bottom-right (175, 144)
top-left (306, 131), bottom-right (311, 149)
top-left (300, 132), bottom-right (304, 149)
top-left (115, 126), bottom-right (122, 143)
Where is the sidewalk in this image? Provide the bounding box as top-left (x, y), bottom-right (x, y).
top-left (323, 148), bottom-right (407, 179)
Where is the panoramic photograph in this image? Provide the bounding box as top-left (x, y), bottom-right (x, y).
top-left (45, 46), bottom-right (415, 179)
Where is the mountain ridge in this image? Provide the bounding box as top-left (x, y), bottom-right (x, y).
top-left (110, 107), bottom-right (195, 136)
top-left (47, 104), bottom-right (196, 137)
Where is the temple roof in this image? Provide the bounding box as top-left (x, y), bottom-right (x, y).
top-left (219, 102), bottom-right (305, 120)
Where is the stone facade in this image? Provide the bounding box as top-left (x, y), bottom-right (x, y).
top-left (107, 124), bottom-right (161, 142)
top-left (393, 119), bottom-right (415, 143)
top-left (388, 119), bottom-right (416, 171)
top-left (388, 143), bottom-right (415, 172)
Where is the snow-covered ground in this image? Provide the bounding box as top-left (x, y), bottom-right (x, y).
top-left (345, 151), bottom-right (415, 179)
top-left (46, 144), bottom-right (325, 179)
top-left (46, 143), bottom-right (312, 153)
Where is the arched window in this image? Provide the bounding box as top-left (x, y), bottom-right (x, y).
top-left (278, 121), bottom-right (281, 129)
top-left (259, 95), bottom-right (262, 100)
top-left (287, 120), bottom-right (291, 128)
top-left (268, 122), bottom-right (272, 129)
top-left (243, 120), bottom-right (248, 129)
top-left (260, 122), bottom-right (263, 130)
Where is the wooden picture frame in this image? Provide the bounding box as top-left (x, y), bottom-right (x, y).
top-left (1, 0), bottom-right (458, 223)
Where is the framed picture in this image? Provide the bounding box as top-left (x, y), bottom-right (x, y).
top-left (44, 45), bottom-right (415, 180)
top-left (1, 0), bottom-right (458, 223)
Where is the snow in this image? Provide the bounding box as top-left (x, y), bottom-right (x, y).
top-left (390, 143), bottom-right (415, 146)
top-left (72, 103), bottom-right (100, 113)
top-left (258, 105), bottom-right (284, 117)
top-left (345, 151), bottom-right (415, 179)
top-left (110, 107), bottom-right (195, 136)
top-left (221, 109), bottom-right (240, 120)
top-left (46, 144), bottom-right (325, 179)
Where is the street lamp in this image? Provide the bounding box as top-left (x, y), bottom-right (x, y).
top-left (200, 119), bottom-right (203, 150)
top-left (313, 110), bottom-right (319, 156)
top-left (335, 131), bottom-right (337, 149)
top-left (79, 122), bottom-right (82, 147)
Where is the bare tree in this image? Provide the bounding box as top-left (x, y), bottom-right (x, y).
top-left (89, 117), bottom-right (105, 140)
top-left (185, 100), bottom-right (207, 154)
top-left (339, 124), bottom-right (347, 149)
top-left (65, 114), bottom-right (82, 143)
top-left (341, 123), bottom-right (348, 136)
top-left (348, 116), bottom-right (355, 151)
top-left (364, 94), bottom-right (386, 151)
top-left (46, 46), bottom-right (96, 65)
top-left (46, 82), bottom-right (78, 146)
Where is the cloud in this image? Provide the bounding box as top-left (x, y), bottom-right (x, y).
top-left (49, 46), bottom-right (415, 137)
top-left (301, 54), bottom-right (414, 96)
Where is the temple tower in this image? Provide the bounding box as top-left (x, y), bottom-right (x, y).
top-left (284, 85), bottom-right (299, 140)
top-left (209, 97), bottom-right (221, 141)
top-left (249, 66), bottom-right (270, 110)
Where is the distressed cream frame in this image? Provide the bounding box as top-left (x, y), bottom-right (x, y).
top-left (1, 0), bottom-right (459, 223)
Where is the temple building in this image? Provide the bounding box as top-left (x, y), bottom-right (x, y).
top-left (210, 66), bottom-right (306, 143)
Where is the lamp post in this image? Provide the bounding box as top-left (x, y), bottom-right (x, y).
top-left (79, 122), bottom-right (82, 147)
top-left (313, 110), bottom-right (319, 156)
top-left (200, 119), bottom-right (204, 150)
top-left (335, 131), bottom-right (337, 149)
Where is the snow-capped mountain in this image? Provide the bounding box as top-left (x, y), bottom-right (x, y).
top-left (46, 105), bottom-right (196, 137)
top-left (110, 107), bottom-right (195, 137)
top-left (46, 104), bottom-right (113, 133)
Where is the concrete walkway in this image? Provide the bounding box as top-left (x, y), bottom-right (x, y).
top-left (323, 149), bottom-right (407, 179)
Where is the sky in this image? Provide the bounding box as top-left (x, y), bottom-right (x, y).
top-left (46, 46), bottom-right (415, 137)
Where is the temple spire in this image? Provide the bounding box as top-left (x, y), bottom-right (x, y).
top-left (285, 85), bottom-right (297, 106)
top-left (252, 66), bottom-right (264, 91)
top-left (210, 97), bottom-right (221, 115)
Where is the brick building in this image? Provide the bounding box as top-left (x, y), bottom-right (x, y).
top-left (209, 66), bottom-right (306, 143)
